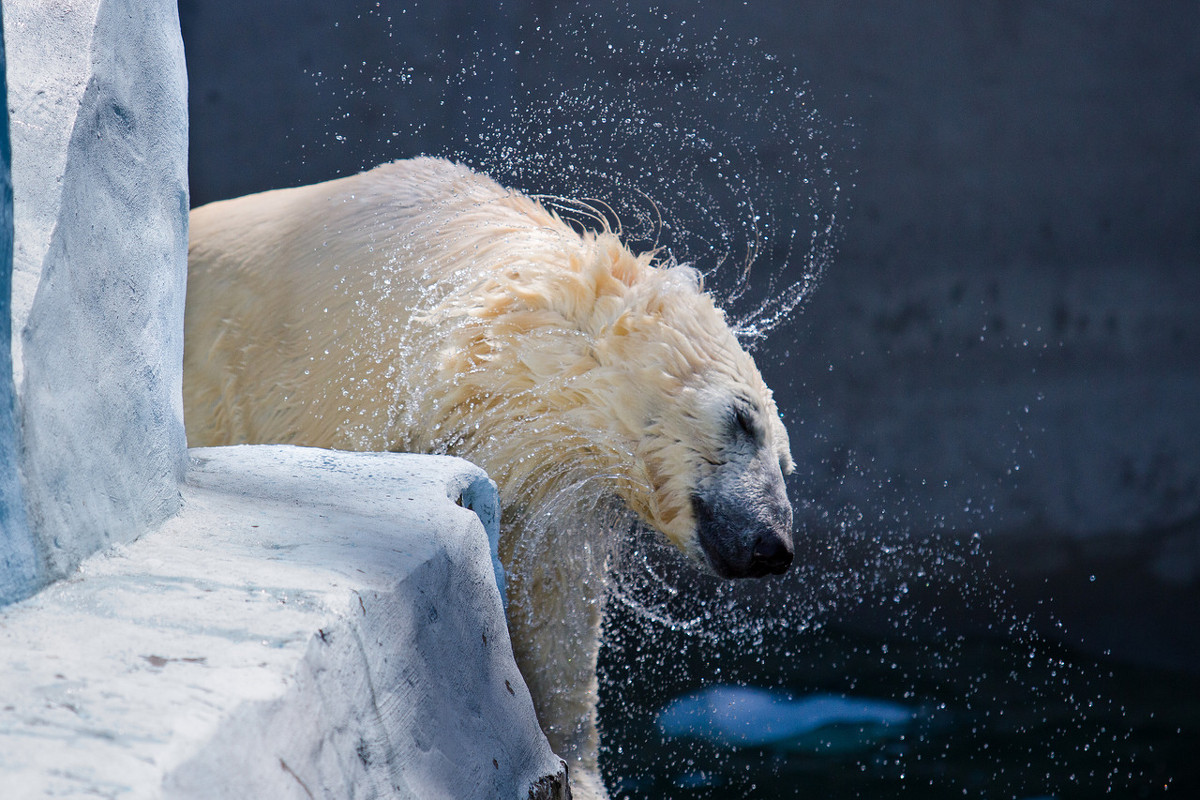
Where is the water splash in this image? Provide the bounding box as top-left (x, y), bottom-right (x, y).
top-left (308, 2), bottom-right (847, 349)
top-left (299, 4), bottom-right (1170, 797)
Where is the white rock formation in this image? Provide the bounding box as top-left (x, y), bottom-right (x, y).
top-left (4, 0), bottom-right (189, 581)
top-left (0, 3), bottom-right (36, 606)
top-left (0, 446), bottom-right (566, 798)
top-left (0, 3), bottom-right (566, 796)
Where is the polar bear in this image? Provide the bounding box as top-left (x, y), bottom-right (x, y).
top-left (184, 157), bottom-right (794, 798)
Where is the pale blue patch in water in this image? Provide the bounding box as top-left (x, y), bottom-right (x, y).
top-left (658, 685), bottom-right (916, 752)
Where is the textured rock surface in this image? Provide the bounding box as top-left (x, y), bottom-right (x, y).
top-left (0, 446), bottom-right (564, 799)
top-left (0, 5), bottom-right (568, 794)
top-left (0, 5), bottom-right (37, 605)
top-left (4, 0), bottom-right (190, 580)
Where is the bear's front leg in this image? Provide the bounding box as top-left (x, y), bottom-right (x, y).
top-left (503, 526), bottom-right (611, 800)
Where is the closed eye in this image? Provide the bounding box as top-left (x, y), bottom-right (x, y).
top-left (731, 403), bottom-right (763, 445)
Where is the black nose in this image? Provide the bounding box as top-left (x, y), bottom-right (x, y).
top-left (750, 533), bottom-right (794, 576)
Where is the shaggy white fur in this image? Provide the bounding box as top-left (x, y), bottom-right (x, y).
top-left (185, 158), bottom-right (794, 798)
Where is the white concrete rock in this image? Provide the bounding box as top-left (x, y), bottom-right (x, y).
top-left (0, 4), bottom-right (568, 793)
top-left (0, 3), bottom-right (37, 606)
top-left (0, 445), bottom-right (566, 799)
top-left (4, 0), bottom-right (190, 581)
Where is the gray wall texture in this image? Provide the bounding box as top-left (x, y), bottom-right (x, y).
top-left (179, 0), bottom-right (1200, 665)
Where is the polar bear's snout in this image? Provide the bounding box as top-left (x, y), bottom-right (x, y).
top-left (692, 451), bottom-right (794, 579)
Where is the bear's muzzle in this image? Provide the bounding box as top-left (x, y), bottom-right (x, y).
top-left (691, 452), bottom-right (794, 579)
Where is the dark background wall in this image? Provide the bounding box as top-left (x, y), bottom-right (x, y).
top-left (179, 0), bottom-right (1200, 669)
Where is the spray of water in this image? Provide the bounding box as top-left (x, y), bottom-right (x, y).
top-left (307, 3), bottom-right (846, 341)
top-left (299, 4), bottom-right (1160, 796)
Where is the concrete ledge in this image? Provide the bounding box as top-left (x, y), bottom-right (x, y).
top-left (0, 445), bottom-right (565, 799)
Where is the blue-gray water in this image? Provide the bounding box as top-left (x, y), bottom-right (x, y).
top-left (598, 537), bottom-right (1198, 799)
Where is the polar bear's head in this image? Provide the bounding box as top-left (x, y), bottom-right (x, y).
top-left (579, 250), bottom-right (795, 579)
top-left (440, 226), bottom-right (795, 579)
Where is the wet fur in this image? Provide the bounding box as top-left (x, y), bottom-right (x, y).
top-left (184, 158), bottom-right (793, 798)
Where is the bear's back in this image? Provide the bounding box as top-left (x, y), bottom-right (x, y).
top-left (183, 158), bottom-right (577, 450)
